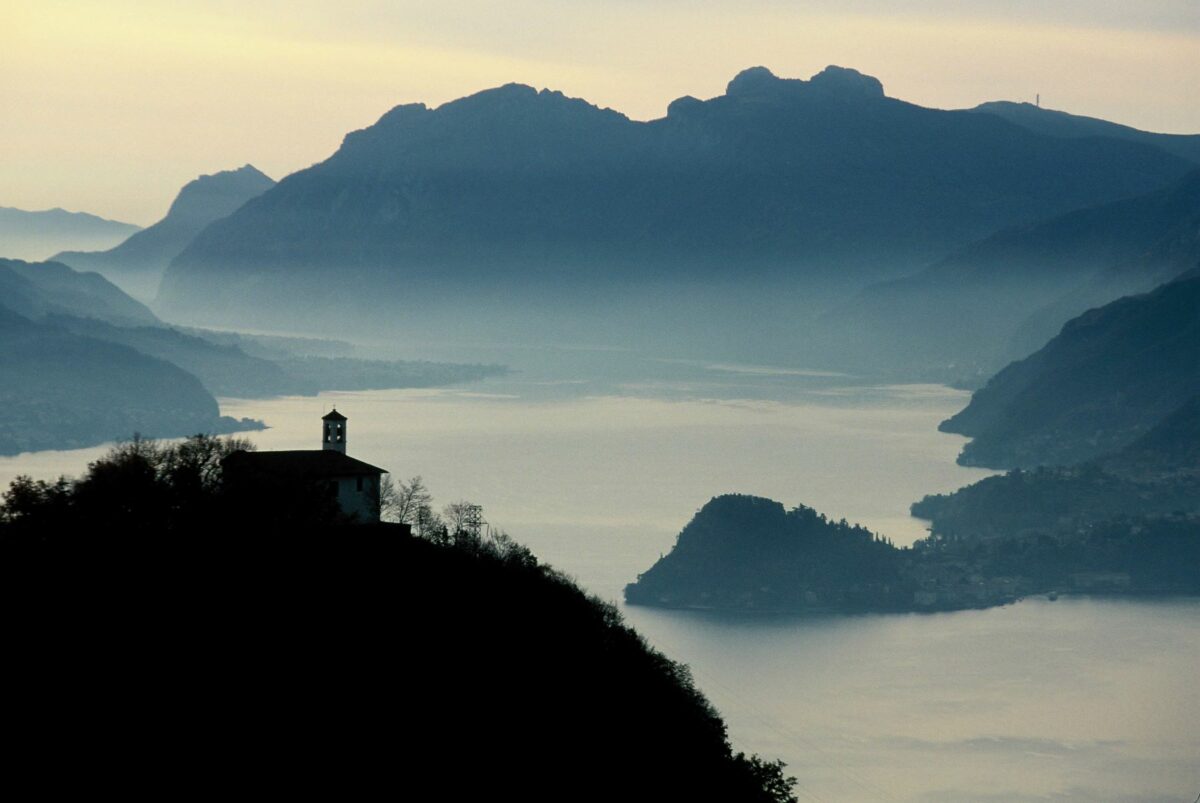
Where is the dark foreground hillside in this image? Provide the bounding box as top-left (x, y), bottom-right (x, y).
top-left (0, 441), bottom-right (794, 801)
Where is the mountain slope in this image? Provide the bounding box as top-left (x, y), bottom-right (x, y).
top-left (0, 494), bottom-right (796, 803)
top-left (971, 101), bottom-right (1200, 164)
top-left (1007, 200), bottom-right (1200, 358)
top-left (0, 307), bottom-right (254, 455)
top-left (44, 314), bottom-right (308, 398)
top-left (0, 258), bottom-right (159, 326)
top-left (1, 258), bottom-right (501, 402)
top-left (833, 169), bottom-right (1200, 376)
top-left (941, 272), bottom-right (1200, 469)
top-left (156, 66), bottom-right (1193, 337)
top-left (0, 206), bottom-right (140, 262)
top-left (1102, 394), bottom-right (1200, 478)
top-left (54, 165), bottom-right (274, 301)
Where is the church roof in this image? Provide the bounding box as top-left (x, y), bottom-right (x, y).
top-left (222, 449), bottom-right (385, 479)
top-left (322, 409), bottom-right (348, 421)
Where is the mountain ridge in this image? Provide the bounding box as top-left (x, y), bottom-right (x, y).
top-left (156, 66), bottom-right (1195, 339)
top-left (0, 207), bottom-right (140, 262)
top-left (970, 100), bottom-right (1200, 164)
top-left (0, 305), bottom-right (257, 455)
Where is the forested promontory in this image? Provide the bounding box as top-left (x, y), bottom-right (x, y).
top-left (626, 495), bottom-right (907, 611)
top-left (626, 492), bottom-right (1200, 614)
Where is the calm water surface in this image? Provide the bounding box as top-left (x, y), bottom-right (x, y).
top-left (2, 357), bottom-right (1196, 801)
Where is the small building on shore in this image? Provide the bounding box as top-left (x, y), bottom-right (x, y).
top-left (222, 408), bottom-right (387, 523)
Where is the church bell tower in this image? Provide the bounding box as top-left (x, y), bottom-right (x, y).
top-left (322, 408), bottom-right (348, 453)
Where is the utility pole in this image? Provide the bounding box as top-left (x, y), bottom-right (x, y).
top-left (462, 504), bottom-right (485, 539)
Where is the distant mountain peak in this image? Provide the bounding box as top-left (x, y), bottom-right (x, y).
top-left (666, 94), bottom-right (705, 118)
top-left (164, 164), bottom-right (276, 220)
top-left (438, 82), bottom-right (541, 112)
top-left (725, 64), bottom-right (885, 101)
top-left (725, 66), bottom-right (780, 96)
top-left (51, 164), bottom-right (276, 301)
top-left (0, 205), bottom-right (138, 228)
top-left (411, 81), bottom-right (629, 127)
top-left (157, 69), bottom-right (1196, 335)
top-left (810, 65), bottom-right (885, 98)
top-left (475, 82), bottom-right (539, 102)
top-left (0, 206), bottom-right (140, 262)
top-left (184, 163), bottom-right (273, 187)
top-left (231, 163), bottom-right (271, 178)
top-left (198, 163), bottom-right (272, 185)
top-left (371, 102), bottom-right (430, 131)
top-left (374, 84), bottom-right (607, 131)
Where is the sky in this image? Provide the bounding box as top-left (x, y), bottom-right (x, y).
top-left (3, 0), bottom-right (1199, 225)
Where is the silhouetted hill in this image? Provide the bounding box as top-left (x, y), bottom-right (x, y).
top-left (0, 258), bottom-right (159, 326)
top-left (0, 308), bottom-right (257, 454)
top-left (157, 66), bottom-right (1192, 337)
top-left (627, 491), bottom-right (1199, 615)
top-left (625, 494), bottom-right (904, 611)
top-left (971, 101), bottom-right (1200, 164)
top-left (941, 273), bottom-right (1200, 469)
top-left (0, 451), bottom-right (796, 802)
top-left (0, 206), bottom-right (140, 261)
top-left (55, 165), bottom-right (274, 301)
top-left (833, 170), bottom-right (1200, 376)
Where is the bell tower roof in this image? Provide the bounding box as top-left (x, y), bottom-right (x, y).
top-left (322, 408), bottom-right (348, 453)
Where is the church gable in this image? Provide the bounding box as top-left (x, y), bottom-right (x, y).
top-left (222, 409), bottom-right (387, 523)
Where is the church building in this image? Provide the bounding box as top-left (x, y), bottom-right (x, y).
top-left (222, 409), bottom-right (387, 523)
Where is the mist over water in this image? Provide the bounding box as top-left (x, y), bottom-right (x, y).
top-left (632, 597), bottom-right (1200, 803)
top-left (216, 352), bottom-right (992, 580)
top-left (2, 350), bottom-right (1195, 800)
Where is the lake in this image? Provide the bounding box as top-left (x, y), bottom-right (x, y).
top-left (2, 353), bottom-right (1196, 801)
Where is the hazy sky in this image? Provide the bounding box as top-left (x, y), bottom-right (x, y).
top-left (3, 0), bottom-right (1198, 224)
